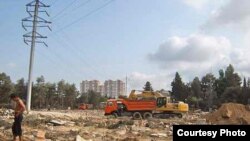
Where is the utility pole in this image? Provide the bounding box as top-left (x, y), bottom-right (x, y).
top-left (22, 0), bottom-right (51, 112)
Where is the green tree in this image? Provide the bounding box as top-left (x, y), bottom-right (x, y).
top-left (0, 73), bottom-right (13, 103)
top-left (248, 78), bottom-right (250, 88)
top-left (32, 76), bottom-right (47, 108)
top-left (14, 78), bottom-right (27, 101)
top-left (45, 82), bottom-right (57, 108)
top-left (215, 69), bottom-right (227, 99)
top-left (201, 73), bottom-right (216, 91)
top-left (78, 93), bottom-right (88, 104)
top-left (243, 77), bottom-right (247, 88)
top-left (191, 77), bottom-right (202, 98)
top-left (190, 77), bottom-right (202, 108)
top-left (57, 80), bottom-right (66, 108)
top-left (171, 72), bottom-right (188, 101)
top-left (143, 81), bottom-right (153, 91)
top-left (242, 77), bottom-right (249, 104)
top-left (201, 73), bottom-right (217, 109)
top-left (225, 64), bottom-right (241, 87)
top-left (221, 87), bottom-right (242, 103)
top-left (87, 90), bottom-right (101, 108)
top-left (64, 83), bottom-right (78, 108)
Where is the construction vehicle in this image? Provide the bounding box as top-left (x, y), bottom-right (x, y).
top-left (104, 90), bottom-right (188, 119)
top-left (78, 103), bottom-right (93, 110)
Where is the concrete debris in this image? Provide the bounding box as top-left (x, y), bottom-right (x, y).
top-left (49, 120), bottom-right (67, 126)
top-left (150, 133), bottom-right (167, 138)
top-left (75, 135), bottom-right (89, 141)
top-left (115, 129), bottom-right (127, 135)
top-left (0, 109), bottom-right (214, 141)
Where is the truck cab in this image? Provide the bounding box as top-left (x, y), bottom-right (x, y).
top-left (104, 99), bottom-right (118, 116)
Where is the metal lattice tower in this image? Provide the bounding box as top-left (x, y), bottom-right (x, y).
top-left (22, 0), bottom-right (51, 112)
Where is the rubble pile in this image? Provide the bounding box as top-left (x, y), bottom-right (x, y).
top-left (206, 103), bottom-right (250, 124)
top-left (2, 103), bottom-right (250, 140)
top-left (0, 108), bottom-right (13, 119)
top-left (0, 110), bottom-right (209, 141)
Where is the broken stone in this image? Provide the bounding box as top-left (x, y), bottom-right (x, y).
top-left (25, 135), bottom-right (35, 140)
top-left (168, 131), bottom-right (173, 136)
top-left (195, 119), bottom-right (207, 124)
top-left (66, 121), bottom-right (75, 126)
top-left (115, 129), bottom-right (126, 135)
top-left (75, 135), bottom-right (92, 141)
top-left (70, 129), bottom-right (80, 134)
top-left (49, 120), bottom-right (66, 126)
top-left (34, 130), bottom-right (46, 141)
top-left (222, 108), bottom-right (232, 118)
top-left (150, 133), bottom-right (167, 138)
top-left (131, 126), bottom-right (150, 132)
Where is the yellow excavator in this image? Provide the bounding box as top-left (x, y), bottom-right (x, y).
top-left (127, 90), bottom-right (189, 118)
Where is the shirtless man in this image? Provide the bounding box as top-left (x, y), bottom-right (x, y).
top-left (10, 93), bottom-right (26, 141)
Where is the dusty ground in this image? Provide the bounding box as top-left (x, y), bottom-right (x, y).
top-left (0, 109), bottom-right (208, 141)
top-left (1, 103), bottom-right (249, 141)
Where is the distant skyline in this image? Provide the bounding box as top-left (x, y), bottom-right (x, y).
top-left (1, 0), bottom-right (250, 94)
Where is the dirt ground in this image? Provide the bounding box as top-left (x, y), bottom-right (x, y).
top-left (0, 109), bottom-right (208, 141)
top-left (206, 103), bottom-right (250, 124)
top-left (1, 103), bottom-right (249, 141)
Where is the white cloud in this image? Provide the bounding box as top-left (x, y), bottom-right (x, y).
top-left (183, 0), bottom-right (209, 10)
top-left (148, 33), bottom-right (250, 82)
top-left (142, 0), bottom-right (250, 90)
top-left (204, 0), bottom-right (250, 29)
top-left (147, 34), bottom-right (242, 84)
top-left (202, 0), bottom-right (250, 76)
top-left (148, 34), bottom-right (231, 70)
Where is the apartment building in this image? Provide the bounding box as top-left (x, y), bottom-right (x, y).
top-left (80, 80), bottom-right (100, 93)
top-left (80, 79), bottom-right (125, 98)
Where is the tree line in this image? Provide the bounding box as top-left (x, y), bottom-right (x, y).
top-left (1, 64), bottom-right (249, 110)
top-left (170, 64), bottom-right (250, 110)
top-left (0, 74), bottom-right (107, 109)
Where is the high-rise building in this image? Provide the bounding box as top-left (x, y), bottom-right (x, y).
top-left (98, 85), bottom-right (105, 96)
top-left (117, 80), bottom-right (125, 97)
top-left (104, 80), bottom-right (125, 98)
top-left (80, 79), bottom-right (125, 98)
top-left (80, 80), bottom-right (100, 93)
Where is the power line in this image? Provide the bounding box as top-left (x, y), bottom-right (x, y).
top-left (74, 0), bottom-right (91, 11)
top-left (62, 30), bottom-right (114, 79)
top-left (36, 49), bottom-right (66, 76)
top-left (52, 0), bottom-right (78, 20)
top-left (53, 0), bottom-right (115, 34)
top-left (52, 32), bottom-right (112, 79)
top-left (50, 34), bottom-right (100, 80)
top-left (52, 0), bottom-right (91, 21)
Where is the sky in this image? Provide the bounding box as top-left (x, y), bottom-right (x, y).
top-left (0, 0), bottom-right (250, 93)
